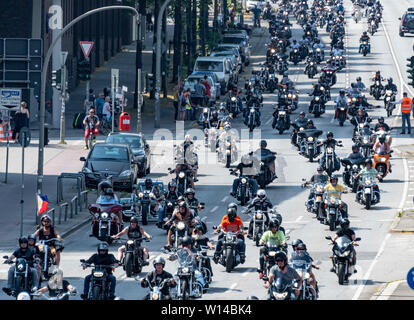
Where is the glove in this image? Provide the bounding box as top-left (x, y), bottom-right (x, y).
top-left (141, 279), bottom-right (149, 288)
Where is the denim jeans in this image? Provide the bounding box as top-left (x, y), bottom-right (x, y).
top-left (7, 265), bottom-right (38, 290)
top-left (215, 238), bottom-right (246, 256)
top-left (401, 112), bottom-right (411, 133)
top-left (158, 205), bottom-right (165, 223)
top-left (83, 273), bottom-right (116, 298)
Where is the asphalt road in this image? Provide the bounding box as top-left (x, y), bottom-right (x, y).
top-left (0, 0), bottom-right (413, 300)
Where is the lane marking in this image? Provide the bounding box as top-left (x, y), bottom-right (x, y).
top-left (211, 206), bottom-right (219, 212)
top-left (225, 282), bottom-right (238, 293)
top-left (295, 216), bottom-right (303, 222)
top-left (221, 196), bottom-right (229, 202)
top-left (376, 280), bottom-right (404, 300)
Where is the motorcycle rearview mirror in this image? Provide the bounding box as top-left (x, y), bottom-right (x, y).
top-left (390, 150), bottom-right (393, 153)
top-left (80, 259), bottom-right (86, 263)
top-left (212, 225), bottom-right (217, 230)
top-left (325, 236), bottom-right (332, 241)
top-left (355, 237), bottom-right (361, 241)
top-left (80, 157), bottom-right (86, 162)
top-left (167, 168), bottom-right (172, 171)
top-left (200, 202), bottom-right (205, 206)
top-left (3, 255), bottom-right (8, 259)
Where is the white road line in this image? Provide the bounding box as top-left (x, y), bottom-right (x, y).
top-left (265, 117), bottom-right (273, 126)
top-left (295, 216), bottom-right (303, 222)
top-left (211, 206), bottom-right (219, 212)
top-left (377, 219), bottom-right (394, 222)
top-left (221, 196), bottom-right (229, 202)
top-left (376, 280), bottom-right (404, 300)
top-left (399, 158), bottom-right (409, 212)
top-left (225, 282), bottom-right (238, 292)
top-left (352, 233), bottom-right (391, 300)
top-left (242, 268), bottom-right (256, 277)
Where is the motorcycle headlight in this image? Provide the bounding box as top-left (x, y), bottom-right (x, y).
top-left (95, 213), bottom-right (99, 219)
top-left (256, 212), bottom-right (263, 219)
top-left (284, 27), bottom-right (288, 30)
top-left (271, 49), bottom-right (276, 53)
top-left (177, 221), bottom-right (186, 230)
top-left (321, 86), bottom-right (325, 90)
top-left (268, 75), bottom-right (272, 79)
top-left (310, 62), bottom-right (314, 65)
top-left (293, 95), bottom-right (297, 99)
top-left (179, 172), bottom-right (185, 178)
top-left (365, 179), bottom-right (371, 185)
top-left (340, 108), bottom-right (345, 111)
top-left (152, 293), bottom-right (159, 300)
top-left (348, 98), bottom-right (351, 103)
top-left (315, 97), bottom-right (320, 101)
top-left (139, 192), bottom-right (144, 198)
top-left (93, 271), bottom-right (104, 278)
top-left (352, 165), bottom-right (358, 170)
top-left (250, 109), bottom-right (255, 113)
top-left (336, 56), bottom-right (339, 59)
top-left (120, 170), bottom-right (132, 177)
top-left (101, 212), bottom-right (109, 219)
top-left (241, 178), bottom-right (247, 183)
top-left (359, 124), bottom-right (364, 128)
top-left (127, 240), bottom-right (134, 245)
top-left (226, 235), bottom-right (233, 242)
top-left (211, 128), bottom-right (216, 133)
top-left (182, 267), bottom-right (189, 273)
top-left (273, 291), bottom-right (288, 299)
top-left (226, 142), bottom-right (231, 147)
top-left (308, 137), bottom-right (314, 142)
top-left (17, 263), bottom-right (24, 271)
top-left (380, 157), bottom-right (386, 162)
top-left (248, 81), bottom-right (252, 85)
top-left (304, 272), bottom-right (311, 280)
top-left (352, 98), bottom-right (356, 102)
top-left (269, 251), bottom-right (276, 257)
top-left (386, 97), bottom-right (390, 101)
top-left (231, 96), bottom-right (236, 101)
top-left (317, 48), bottom-right (321, 52)
top-left (149, 192), bottom-right (154, 198)
top-left (203, 108), bottom-right (208, 113)
top-left (288, 94), bottom-right (292, 98)
top-left (376, 81), bottom-right (379, 85)
top-left (341, 251), bottom-right (350, 257)
top-left (327, 149), bottom-right (333, 154)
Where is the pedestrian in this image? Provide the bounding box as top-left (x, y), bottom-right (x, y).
top-left (184, 88), bottom-right (193, 121)
top-left (0, 108), bottom-right (11, 141)
top-left (146, 11), bottom-right (153, 32)
top-left (201, 76), bottom-right (211, 107)
top-left (392, 92), bottom-right (412, 134)
top-left (12, 101), bottom-right (30, 143)
top-left (192, 79), bottom-right (206, 120)
top-left (178, 87), bottom-right (186, 121)
top-left (95, 93), bottom-right (105, 119)
top-left (103, 96), bottom-right (112, 123)
top-left (173, 83), bottom-right (179, 121)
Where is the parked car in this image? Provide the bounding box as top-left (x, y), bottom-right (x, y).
top-left (246, 0), bottom-right (266, 11)
top-left (399, 8), bottom-right (414, 36)
top-left (80, 143), bottom-right (139, 191)
top-left (190, 71), bottom-right (221, 98)
top-left (223, 29), bottom-right (249, 42)
top-left (105, 132), bottom-right (151, 177)
top-left (221, 35), bottom-right (251, 66)
top-left (183, 73), bottom-right (219, 104)
top-left (193, 56), bottom-right (233, 95)
top-left (212, 46), bottom-right (242, 70)
top-left (211, 50), bottom-right (241, 75)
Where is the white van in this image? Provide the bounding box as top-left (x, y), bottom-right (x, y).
top-left (193, 56), bottom-right (233, 95)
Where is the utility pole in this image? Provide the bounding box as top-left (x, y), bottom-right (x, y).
top-left (135, 0), bottom-right (146, 133)
top-left (59, 51), bottom-right (68, 144)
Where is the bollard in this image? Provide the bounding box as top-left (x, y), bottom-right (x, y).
top-left (80, 190), bottom-right (88, 210)
top-left (47, 208), bottom-right (56, 226)
top-left (58, 202), bottom-right (68, 224)
top-left (70, 195), bottom-right (78, 218)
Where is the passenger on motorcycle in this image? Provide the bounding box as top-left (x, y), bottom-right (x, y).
top-left (34, 214), bottom-right (64, 266)
top-left (255, 139), bottom-right (277, 180)
top-left (80, 243), bottom-right (118, 300)
top-left (111, 216), bottom-right (152, 265)
top-left (374, 117), bottom-right (392, 146)
top-left (264, 251), bottom-right (302, 299)
top-left (27, 233), bottom-right (42, 282)
top-left (2, 237), bottom-right (39, 296)
top-left (329, 219), bottom-right (357, 275)
top-left (324, 176), bottom-right (349, 218)
top-left (290, 242), bottom-right (319, 296)
top-left (358, 31), bottom-right (371, 53)
top-left (230, 153), bottom-right (260, 197)
top-left (258, 219), bottom-right (286, 278)
top-left (213, 208), bottom-right (246, 264)
top-left (246, 189), bottom-right (273, 238)
top-left (97, 181), bottom-right (120, 204)
top-left (369, 71), bottom-right (385, 95)
top-left (355, 77), bottom-right (367, 92)
top-left (83, 107), bottom-right (100, 150)
top-left (164, 202), bottom-right (197, 251)
top-left (140, 256), bottom-right (175, 300)
top-left (355, 159), bottom-right (381, 202)
top-left (373, 134), bottom-right (390, 155)
top-left (169, 163), bottom-right (195, 189)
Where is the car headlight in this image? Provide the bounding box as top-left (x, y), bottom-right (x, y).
top-left (241, 178), bottom-right (247, 183)
top-left (93, 272), bottom-right (104, 277)
top-left (120, 170), bottom-right (132, 177)
top-left (127, 240), bottom-right (134, 245)
top-left (179, 172), bottom-right (185, 178)
top-left (101, 212), bottom-right (109, 219)
top-left (308, 137), bottom-right (314, 142)
top-left (177, 222), bottom-right (186, 230)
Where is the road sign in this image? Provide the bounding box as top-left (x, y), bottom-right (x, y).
top-left (80, 41), bottom-right (94, 59)
top-left (0, 89), bottom-right (22, 107)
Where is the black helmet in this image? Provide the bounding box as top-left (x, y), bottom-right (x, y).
top-left (227, 208), bottom-right (237, 222)
top-left (330, 176), bottom-right (338, 183)
top-left (352, 144), bottom-right (359, 151)
top-left (339, 89), bottom-right (345, 95)
top-left (307, 119), bottom-right (314, 126)
top-left (105, 188), bottom-right (114, 196)
top-left (178, 202), bottom-right (188, 210)
top-left (292, 239), bottom-right (303, 248)
top-left (378, 116), bottom-right (384, 123)
top-left (378, 134), bottom-right (386, 143)
top-left (363, 31), bottom-right (367, 35)
top-left (185, 188), bottom-right (195, 195)
top-left (317, 166), bottom-right (323, 172)
top-left (194, 225), bottom-right (204, 233)
top-left (387, 77), bottom-right (393, 83)
top-left (269, 219), bottom-right (280, 230)
top-left (181, 236), bottom-right (192, 247)
top-left (357, 76), bottom-right (362, 81)
top-left (351, 82), bottom-right (356, 88)
top-left (19, 237), bottom-right (28, 245)
top-left (168, 181), bottom-right (176, 189)
top-left (153, 256), bottom-right (166, 267)
top-left (326, 131), bottom-right (333, 138)
top-left (177, 195), bottom-right (185, 203)
top-left (274, 251), bottom-right (288, 264)
top-left (228, 202), bottom-right (238, 212)
top-left (99, 181), bottom-right (112, 192)
top-left (130, 216), bottom-right (139, 224)
top-left (28, 234), bottom-right (36, 242)
top-left (97, 242), bottom-right (108, 255)
top-left (260, 140), bottom-right (267, 147)
top-left (274, 213), bottom-right (283, 225)
top-left (365, 159), bottom-right (372, 166)
top-left (340, 218), bottom-right (350, 230)
top-left (296, 243), bottom-right (307, 251)
top-left (145, 178), bottom-right (153, 187)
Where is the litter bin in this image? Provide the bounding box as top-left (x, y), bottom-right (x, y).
top-left (44, 123), bottom-right (49, 146)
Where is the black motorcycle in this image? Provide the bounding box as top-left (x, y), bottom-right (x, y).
top-left (37, 238), bottom-right (61, 282)
top-left (213, 228), bottom-right (246, 273)
top-left (341, 158), bottom-right (365, 193)
top-left (136, 189), bottom-right (158, 225)
top-left (298, 130), bottom-right (323, 162)
top-left (3, 256), bottom-right (34, 299)
top-left (80, 260), bottom-right (119, 300)
top-left (117, 236), bottom-right (150, 277)
top-left (230, 169), bottom-right (252, 206)
top-left (274, 107), bottom-right (290, 134)
top-left (268, 277), bottom-right (295, 300)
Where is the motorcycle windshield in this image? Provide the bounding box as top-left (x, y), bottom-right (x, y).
top-left (273, 276), bottom-right (291, 292)
top-left (177, 249), bottom-right (195, 268)
top-left (266, 239), bottom-right (281, 248)
top-left (336, 236), bottom-right (352, 252)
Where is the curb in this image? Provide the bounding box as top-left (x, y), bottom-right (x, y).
top-left (61, 217), bottom-right (90, 239)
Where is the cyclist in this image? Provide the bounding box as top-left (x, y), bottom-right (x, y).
top-left (83, 107), bottom-right (100, 150)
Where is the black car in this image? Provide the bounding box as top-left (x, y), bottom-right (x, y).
top-left (80, 143), bottom-right (139, 191)
top-left (105, 132), bottom-right (151, 177)
top-left (399, 8), bottom-right (414, 37)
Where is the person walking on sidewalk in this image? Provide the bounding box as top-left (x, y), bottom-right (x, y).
top-left (95, 93), bottom-right (105, 119)
top-left (184, 88), bottom-right (193, 121)
top-left (12, 101), bottom-right (30, 143)
top-left (173, 83), bottom-right (179, 121)
top-left (178, 87), bottom-right (186, 121)
top-left (192, 79), bottom-right (206, 120)
top-left (392, 92), bottom-right (413, 134)
top-left (201, 76), bottom-right (211, 107)
top-left (252, 5), bottom-right (262, 28)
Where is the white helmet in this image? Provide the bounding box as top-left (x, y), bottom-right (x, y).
top-left (17, 292), bottom-right (31, 300)
top-left (257, 189), bottom-right (266, 199)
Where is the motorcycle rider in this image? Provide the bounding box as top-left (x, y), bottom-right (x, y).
top-left (299, 119), bottom-right (321, 155)
top-left (34, 214), bottom-right (63, 266)
top-left (355, 159), bottom-right (381, 202)
top-left (351, 108), bottom-right (371, 129)
top-left (291, 111), bottom-right (308, 144)
top-left (81, 242), bottom-right (118, 300)
top-left (358, 31), bottom-right (370, 53)
top-left (329, 218), bottom-right (357, 279)
top-left (184, 188), bottom-right (201, 213)
top-left (164, 201), bottom-right (197, 251)
top-left (96, 181), bottom-right (120, 205)
top-left (2, 237), bottom-right (39, 296)
top-left (289, 39), bottom-right (300, 61)
top-left (230, 153), bottom-right (260, 197)
top-left (264, 251), bottom-right (302, 300)
top-left (369, 70), bottom-right (385, 95)
top-left (157, 181), bottom-right (179, 228)
top-left (304, 166), bottom-right (329, 209)
top-left (348, 144), bottom-right (365, 161)
top-left (245, 189), bottom-right (273, 239)
top-left (213, 208), bottom-right (246, 264)
top-left (111, 216), bottom-right (152, 265)
top-left (323, 176), bottom-right (349, 218)
top-left (374, 117), bottom-right (392, 146)
top-left (355, 77), bottom-right (367, 92)
top-left (319, 131), bottom-right (342, 172)
top-left (140, 256), bottom-right (175, 300)
top-left (177, 236), bottom-right (206, 289)
top-left (169, 162), bottom-right (195, 189)
top-left (335, 89), bottom-right (348, 118)
top-left (255, 139), bottom-right (277, 181)
top-left (27, 233), bottom-right (42, 283)
top-left (257, 219), bottom-right (286, 279)
top-left (373, 134), bottom-right (391, 157)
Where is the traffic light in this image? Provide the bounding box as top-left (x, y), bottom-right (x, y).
top-left (51, 69), bottom-right (62, 90)
top-left (77, 59), bottom-right (91, 81)
top-left (145, 73), bottom-right (155, 94)
top-left (407, 56), bottom-right (414, 87)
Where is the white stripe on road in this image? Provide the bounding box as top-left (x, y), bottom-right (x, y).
top-left (221, 196), bottom-right (229, 202)
top-left (242, 268), bottom-right (256, 277)
top-left (265, 117), bottom-right (273, 126)
top-left (352, 233), bottom-right (391, 300)
top-left (225, 282), bottom-right (238, 293)
top-left (211, 206), bottom-right (219, 213)
top-left (295, 216), bottom-right (303, 222)
top-left (376, 280), bottom-right (404, 300)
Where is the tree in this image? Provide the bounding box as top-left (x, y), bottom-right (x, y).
top-left (150, 0), bottom-right (159, 99)
top-left (172, 0), bottom-right (182, 83)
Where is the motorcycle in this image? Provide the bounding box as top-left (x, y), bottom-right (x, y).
top-left (173, 249), bottom-right (203, 299)
top-left (274, 107), bottom-right (290, 134)
top-left (80, 260), bottom-right (119, 300)
top-left (341, 158), bottom-right (365, 193)
top-left (135, 189), bottom-right (158, 225)
top-left (213, 228), bottom-right (246, 273)
top-left (256, 153), bottom-right (277, 189)
top-left (268, 277), bottom-right (295, 300)
top-left (217, 135), bottom-right (238, 168)
top-left (305, 60), bottom-right (318, 78)
top-left (325, 235), bottom-right (361, 285)
top-left (164, 220), bottom-right (190, 252)
top-left (336, 105), bottom-right (348, 127)
top-left (290, 123), bottom-right (305, 149)
top-left (3, 256), bottom-right (34, 299)
top-left (169, 167), bottom-right (193, 196)
top-left (356, 175), bottom-right (380, 209)
top-left (360, 41), bottom-right (369, 56)
top-left (321, 144), bottom-right (342, 177)
top-left (116, 236), bottom-right (150, 277)
top-left (247, 209), bottom-right (267, 246)
top-left (371, 80), bottom-right (383, 100)
top-left (228, 96), bottom-right (242, 117)
top-left (247, 106), bottom-right (260, 132)
top-left (31, 289), bottom-right (77, 300)
top-left (290, 49), bottom-right (301, 65)
top-left (313, 48), bottom-right (324, 64)
top-left (372, 151), bottom-right (392, 181)
top-left (303, 180), bottom-right (327, 220)
top-left (310, 95), bottom-right (325, 117)
top-left (88, 203), bottom-right (122, 243)
top-left (261, 241), bottom-right (284, 280)
top-left (266, 73), bottom-right (278, 93)
top-left (298, 130), bottom-right (323, 162)
top-left (140, 277), bottom-right (172, 300)
top-left (290, 260), bottom-right (318, 300)
top-left (323, 190), bottom-right (343, 231)
top-left (37, 238), bottom-right (62, 281)
top-left (384, 90), bottom-right (396, 117)
top-left (230, 169), bottom-right (252, 206)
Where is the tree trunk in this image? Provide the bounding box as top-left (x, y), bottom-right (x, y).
top-left (199, 0), bottom-right (206, 56)
top-left (162, 11), bottom-right (168, 98)
top-left (191, 0), bottom-right (197, 65)
top-left (213, 0), bottom-right (218, 33)
top-left (186, 0), bottom-right (193, 75)
top-left (172, 0), bottom-right (182, 83)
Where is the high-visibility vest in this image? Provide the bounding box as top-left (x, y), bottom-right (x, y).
top-left (401, 97), bottom-right (413, 113)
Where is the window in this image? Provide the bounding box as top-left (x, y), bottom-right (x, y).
top-left (90, 146), bottom-right (129, 161)
top-left (106, 135), bottom-right (143, 149)
top-left (195, 61), bottom-right (223, 72)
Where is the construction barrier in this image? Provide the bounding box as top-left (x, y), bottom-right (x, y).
top-left (0, 125), bottom-right (12, 141)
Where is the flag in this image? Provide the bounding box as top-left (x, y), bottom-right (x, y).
top-left (37, 194), bottom-right (49, 216)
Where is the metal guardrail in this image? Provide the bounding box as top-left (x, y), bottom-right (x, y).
top-left (70, 195), bottom-right (78, 219)
top-left (46, 208), bottom-right (56, 226)
top-left (80, 190), bottom-right (88, 211)
top-left (57, 172), bottom-right (86, 205)
top-left (58, 202), bottom-right (68, 224)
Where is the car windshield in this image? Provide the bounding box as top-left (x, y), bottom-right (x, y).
top-left (106, 135), bottom-right (142, 149)
top-left (223, 37), bottom-right (245, 45)
top-left (90, 145), bottom-right (129, 161)
top-left (196, 61), bottom-right (223, 72)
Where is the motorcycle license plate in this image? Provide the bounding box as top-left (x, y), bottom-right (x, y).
top-left (364, 188), bottom-right (371, 194)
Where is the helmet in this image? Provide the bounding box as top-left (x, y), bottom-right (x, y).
top-left (351, 82), bottom-right (356, 88)
top-left (326, 131), bottom-right (333, 138)
top-left (28, 234), bottom-right (36, 242)
top-left (378, 116), bottom-right (384, 123)
top-left (153, 256), bottom-right (166, 267)
top-left (168, 181), bottom-right (176, 189)
top-left (181, 235), bottom-right (192, 247)
top-left (41, 214), bottom-right (52, 222)
top-left (246, 296), bottom-right (259, 300)
top-left (387, 77), bottom-right (393, 83)
top-left (19, 237), bottom-right (28, 245)
top-left (105, 188), bottom-right (114, 196)
top-left (352, 144), bottom-right (359, 151)
top-left (339, 89), bottom-right (345, 95)
top-left (379, 134), bottom-right (386, 143)
top-left (292, 239), bottom-right (303, 248)
top-left (99, 181), bottom-right (112, 192)
top-left (97, 242), bottom-right (109, 254)
top-left (219, 103), bottom-right (226, 111)
top-left (296, 243), bottom-right (307, 251)
top-left (268, 219), bottom-right (280, 230)
top-left (300, 111), bottom-right (305, 116)
top-left (185, 188), bottom-right (195, 196)
top-left (228, 202), bottom-right (238, 212)
top-left (363, 31), bottom-right (367, 35)
top-left (340, 218), bottom-right (350, 230)
top-left (194, 225), bottom-right (204, 233)
top-left (260, 140), bottom-right (267, 148)
top-left (317, 166), bottom-right (323, 172)
top-left (177, 195), bottom-right (185, 203)
top-left (330, 176), bottom-right (338, 183)
top-left (365, 159), bottom-right (372, 166)
top-left (357, 77), bottom-right (362, 81)
top-left (257, 189), bottom-right (266, 199)
top-left (227, 207), bottom-right (237, 222)
top-left (145, 178), bottom-right (153, 187)
top-left (376, 70), bottom-right (380, 74)
top-left (274, 213), bottom-right (283, 225)
top-left (274, 251), bottom-right (288, 264)
top-left (307, 119), bottom-right (314, 126)
top-left (130, 216), bottom-right (139, 224)
top-left (178, 202), bottom-right (188, 210)
top-left (212, 111), bottom-right (218, 117)
top-left (241, 154), bottom-right (252, 165)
